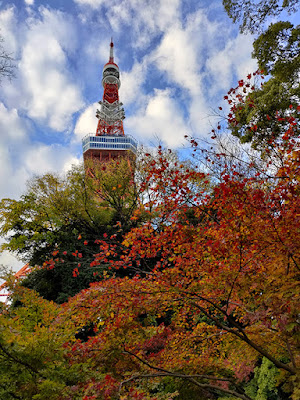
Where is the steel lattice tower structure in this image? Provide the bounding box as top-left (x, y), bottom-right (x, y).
top-left (82, 40), bottom-right (137, 163)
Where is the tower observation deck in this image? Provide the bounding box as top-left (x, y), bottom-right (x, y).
top-left (82, 40), bottom-right (137, 162)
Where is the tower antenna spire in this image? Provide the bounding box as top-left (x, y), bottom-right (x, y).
top-left (109, 37), bottom-right (114, 63)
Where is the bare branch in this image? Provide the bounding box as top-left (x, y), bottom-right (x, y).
top-left (0, 34), bottom-right (16, 83)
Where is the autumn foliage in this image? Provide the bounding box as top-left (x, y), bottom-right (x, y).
top-left (0, 79), bottom-right (299, 399)
top-left (64, 112), bottom-right (299, 398)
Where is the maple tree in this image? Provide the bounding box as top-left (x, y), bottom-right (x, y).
top-left (59, 88), bottom-right (299, 398)
top-left (1, 79), bottom-right (299, 399)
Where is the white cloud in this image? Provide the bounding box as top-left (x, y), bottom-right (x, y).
top-left (156, 0), bottom-right (180, 31)
top-left (188, 97), bottom-right (218, 137)
top-left (0, 248), bottom-right (23, 272)
top-left (0, 7), bottom-right (19, 55)
top-left (74, 0), bottom-right (105, 8)
top-left (0, 102), bottom-right (80, 200)
top-left (0, 7), bottom-right (84, 200)
top-left (206, 34), bottom-right (257, 95)
top-left (120, 60), bottom-right (147, 105)
top-left (18, 7), bottom-right (84, 131)
top-left (24, 0), bottom-right (34, 5)
top-left (126, 89), bottom-right (187, 148)
top-left (143, 9), bottom-right (220, 138)
top-left (1, 6), bottom-right (84, 132)
top-left (0, 145), bottom-right (28, 200)
top-left (145, 7), bottom-right (256, 138)
top-left (0, 104), bottom-right (26, 142)
top-left (85, 39), bottom-right (112, 65)
top-left (151, 23), bottom-right (201, 95)
top-left (74, 103), bottom-right (98, 140)
top-left (107, 0), bottom-right (180, 48)
top-left (0, 103), bottom-right (29, 198)
top-left (23, 143), bottom-right (80, 176)
top-left (74, 0), bottom-right (180, 48)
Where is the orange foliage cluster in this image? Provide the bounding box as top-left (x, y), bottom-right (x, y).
top-left (54, 99), bottom-right (300, 398)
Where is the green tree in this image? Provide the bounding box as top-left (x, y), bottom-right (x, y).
top-left (245, 358), bottom-right (280, 400)
top-left (0, 287), bottom-right (90, 400)
top-left (0, 166), bottom-right (98, 265)
top-left (223, 1), bottom-right (299, 151)
top-left (252, 21), bottom-right (300, 80)
top-left (222, 0), bottom-right (299, 34)
top-left (227, 74), bottom-right (299, 150)
top-left (0, 159), bottom-right (141, 303)
top-left (250, 21), bottom-right (300, 147)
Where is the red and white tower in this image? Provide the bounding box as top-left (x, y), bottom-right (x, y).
top-left (83, 40), bottom-right (137, 163)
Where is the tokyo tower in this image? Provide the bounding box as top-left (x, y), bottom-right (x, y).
top-left (82, 40), bottom-right (137, 163)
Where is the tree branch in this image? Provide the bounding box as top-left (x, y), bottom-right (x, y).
top-left (0, 341), bottom-right (44, 377)
top-left (122, 349), bottom-right (252, 400)
top-left (188, 299), bottom-right (296, 375)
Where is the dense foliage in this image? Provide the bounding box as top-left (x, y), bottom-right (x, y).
top-left (222, 71), bottom-right (299, 153)
top-left (0, 3), bottom-right (298, 398)
top-left (0, 83), bottom-right (299, 398)
top-left (0, 159), bottom-right (141, 302)
top-left (223, 0), bottom-right (299, 151)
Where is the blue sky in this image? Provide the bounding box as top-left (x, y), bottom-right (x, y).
top-left (0, 0), bottom-right (299, 270)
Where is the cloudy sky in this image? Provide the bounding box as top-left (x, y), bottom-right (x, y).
top-left (0, 0), bottom-right (299, 271)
